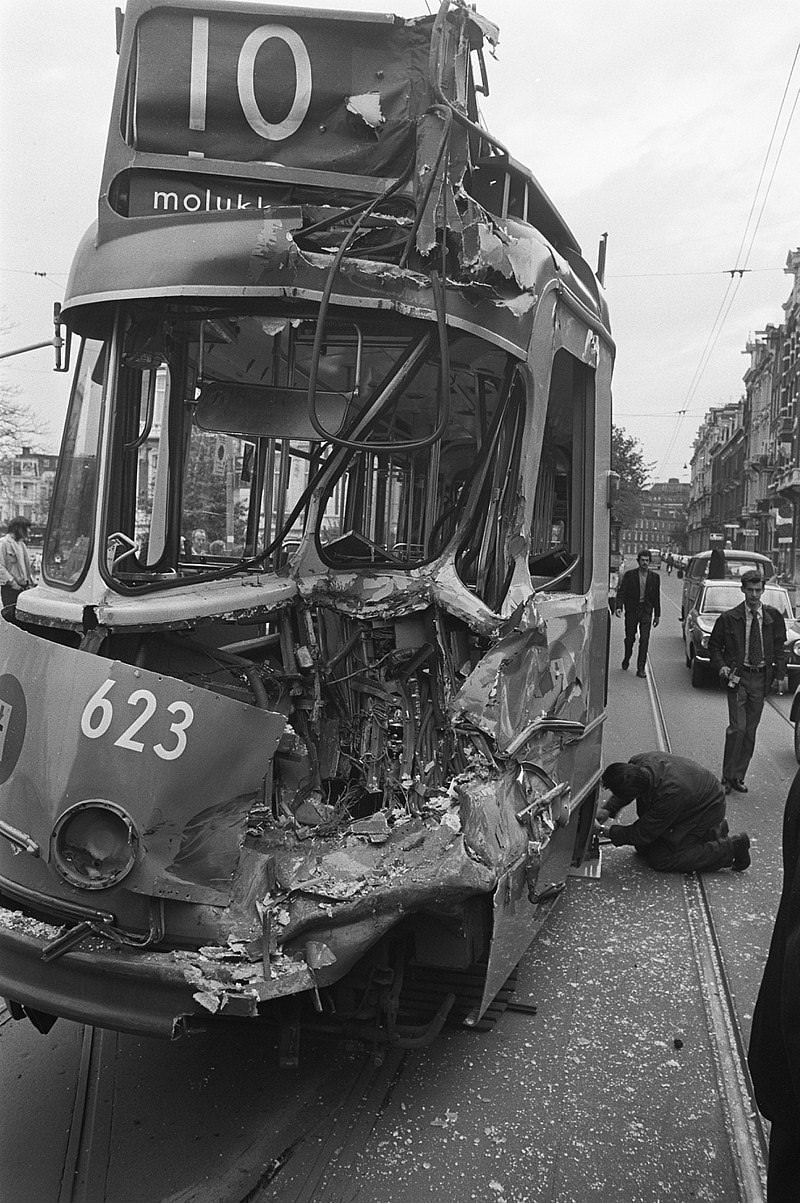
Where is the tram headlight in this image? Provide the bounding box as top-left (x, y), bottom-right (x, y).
top-left (51, 801), bottom-right (138, 890)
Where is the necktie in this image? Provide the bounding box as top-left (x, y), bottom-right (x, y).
top-left (748, 611), bottom-right (762, 666)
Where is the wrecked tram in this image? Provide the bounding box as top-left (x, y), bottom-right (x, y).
top-left (0, 0), bottom-right (615, 1046)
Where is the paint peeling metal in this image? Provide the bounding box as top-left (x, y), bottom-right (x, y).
top-left (345, 92), bottom-right (386, 131)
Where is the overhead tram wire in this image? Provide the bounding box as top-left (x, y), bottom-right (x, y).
top-left (737, 81), bottom-right (800, 272)
top-left (731, 40), bottom-right (800, 273)
top-left (655, 40), bottom-right (800, 478)
top-left (609, 267), bottom-right (783, 279)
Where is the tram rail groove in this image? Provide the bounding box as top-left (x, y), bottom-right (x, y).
top-left (58, 1025), bottom-right (116, 1203)
top-left (254, 1047), bottom-right (407, 1202)
top-left (646, 660), bottom-right (769, 1201)
top-left (765, 692), bottom-right (793, 725)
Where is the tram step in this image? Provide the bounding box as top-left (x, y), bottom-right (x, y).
top-left (397, 964), bottom-right (519, 1032)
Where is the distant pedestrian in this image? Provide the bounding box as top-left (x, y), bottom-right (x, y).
top-left (709, 570), bottom-right (787, 794)
top-left (748, 768), bottom-right (800, 1201)
top-left (0, 516), bottom-right (34, 609)
top-left (615, 549), bottom-right (661, 678)
top-left (608, 563), bottom-right (620, 613)
top-left (596, 752), bottom-right (750, 873)
top-left (708, 545), bottom-right (727, 579)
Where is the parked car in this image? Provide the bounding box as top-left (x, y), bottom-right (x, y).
top-left (684, 579), bottom-right (800, 687)
top-left (680, 549), bottom-right (775, 624)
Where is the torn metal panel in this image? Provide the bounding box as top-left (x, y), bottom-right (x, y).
top-left (414, 110), bottom-right (467, 257)
top-left (450, 599), bottom-right (594, 756)
top-left (297, 564), bottom-right (500, 637)
top-left (345, 92), bottom-right (385, 132)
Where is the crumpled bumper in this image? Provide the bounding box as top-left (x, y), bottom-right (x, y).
top-left (0, 907), bottom-right (312, 1039)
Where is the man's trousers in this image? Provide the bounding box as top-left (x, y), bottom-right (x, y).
top-left (623, 605), bottom-right (653, 671)
top-left (645, 816), bottom-right (737, 873)
top-left (722, 669), bottom-right (766, 784)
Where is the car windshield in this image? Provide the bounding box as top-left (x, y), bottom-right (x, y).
top-left (702, 585), bottom-right (792, 616)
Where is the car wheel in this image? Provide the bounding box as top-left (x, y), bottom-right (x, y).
top-left (690, 656), bottom-right (704, 688)
top-left (795, 721), bottom-right (800, 766)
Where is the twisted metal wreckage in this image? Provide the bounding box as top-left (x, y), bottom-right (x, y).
top-left (0, 0), bottom-right (614, 1045)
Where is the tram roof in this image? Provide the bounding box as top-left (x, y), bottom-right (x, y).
top-left (60, 0), bottom-right (609, 351)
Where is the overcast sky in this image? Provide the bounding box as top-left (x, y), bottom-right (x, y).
top-left (1, 1), bottom-right (799, 483)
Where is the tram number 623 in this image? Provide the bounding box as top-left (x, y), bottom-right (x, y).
top-left (80, 678), bottom-right (195, 760)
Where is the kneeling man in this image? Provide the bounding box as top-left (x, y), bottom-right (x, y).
top-left (597, 751), bottom-right (750, 872)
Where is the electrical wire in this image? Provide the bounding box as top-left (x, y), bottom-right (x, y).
top-left (731, 40), bottom-right (800, 273)
top-left (655, 40), bottom-right (800, 478)
top-left (609, 267), bottom-right (782, 279)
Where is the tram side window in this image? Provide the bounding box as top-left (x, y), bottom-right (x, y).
top-left (43, 340), bottom-right (105, 587)
top-left (318, 335), bottom-right (509, 571)
top-left (454, 375), bottom-right (525, 612)
top-left (529, 351), bottom-right (594, 593)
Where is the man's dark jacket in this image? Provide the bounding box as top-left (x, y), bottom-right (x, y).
top-left (606, 752), bottom-right (723, 852)
top-left (748, 769), bottom-right (800, 1128)
top-left (708, 600), bottom-right (786, 688)
top-left (616, 567), bottom-right (661, 619)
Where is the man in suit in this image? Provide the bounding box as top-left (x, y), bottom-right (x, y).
top-left (748, 768), bottom-right (800, 1200)
top-left (709, 570), bottom-right (787, 794)
top-left (615, 549), bottom-right (661, 678)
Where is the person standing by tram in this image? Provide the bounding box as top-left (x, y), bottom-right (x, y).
top-left (0, 516), bottom-right (34, 609)
top-left (615, 548), bottom-right (661, 678)
top-left (708, 570), bottom-right (787, 794)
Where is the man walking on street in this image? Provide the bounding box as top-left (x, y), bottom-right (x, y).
top-left (709, 570), bottom-right (787, 794)
top-left (596, 752), bottom-right (751, 873)
top-left (615, 548), bottom-right (661, 678)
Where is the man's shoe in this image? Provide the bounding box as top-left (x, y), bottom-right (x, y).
top-left (731, 833), bottom-right (751, 871)
top-left (722, 779), bottom-right (732, 795)
top-left (636, 670), bottom-right (646, 678)
top-left (621, 659), bottom-right (629, 670)
top-left (730, 779), bottom-right (748, 793)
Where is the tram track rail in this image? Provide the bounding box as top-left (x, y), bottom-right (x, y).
top-left (58, 1026), bottom-right (117, 1203)
top-left (646, 661), bottom-right (769, 1202)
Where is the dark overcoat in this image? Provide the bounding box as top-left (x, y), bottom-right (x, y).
top-left (748, 770), bottom-right (800, 1128)
top-left (607, 752), bottom-right (725, 853)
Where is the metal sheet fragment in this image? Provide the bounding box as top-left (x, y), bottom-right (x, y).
top-left (345, 92), bottom-right (385, 130)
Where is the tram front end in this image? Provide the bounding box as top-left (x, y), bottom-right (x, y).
top-left (0, 0), bottom-right (614, 1045)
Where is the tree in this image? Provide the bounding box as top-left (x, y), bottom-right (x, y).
top-left (0, 312), bottom-right (52, 518)
top-left (611, 425), bottom-right (651, 531)
top-left (181, 432), bottom-right (247, 547)
top-left (669, 515), bottom-right (688, 552)
top-left (0, 311), bottom-right (49, 456)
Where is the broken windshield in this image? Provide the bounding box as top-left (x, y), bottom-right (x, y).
top-left (96, 307), bottom-right (515, 590)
